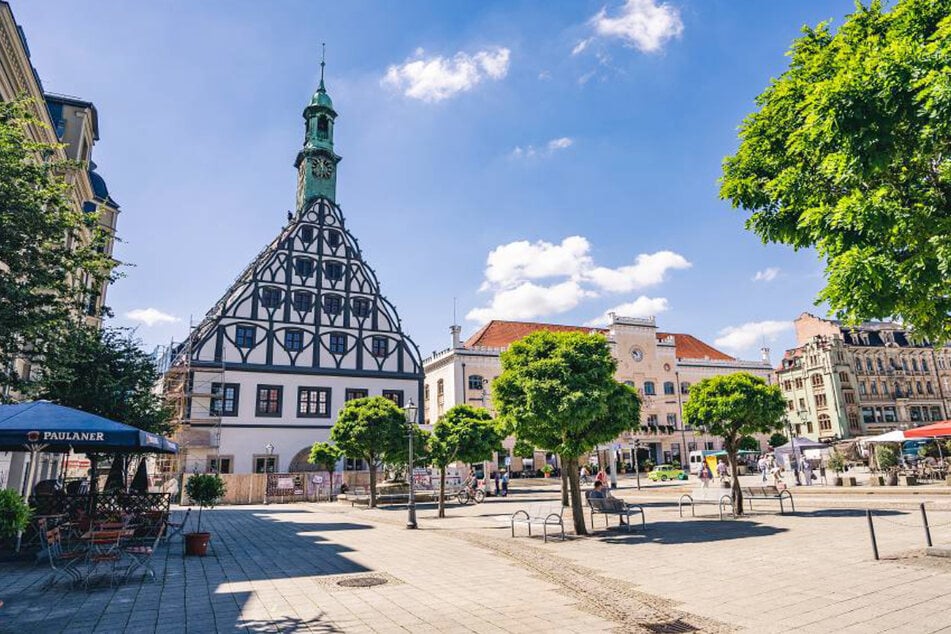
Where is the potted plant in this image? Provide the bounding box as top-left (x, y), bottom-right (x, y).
top-left (184, 473), bottom-right (226, 556)
top-left (0, 489), bottom-right (31, 550)
top-left (875, 445), bottom-right (899, 486)
top-left (826, 450), bottom-right (847, 486)
top-left (541, 464), bottom-right (554, 478)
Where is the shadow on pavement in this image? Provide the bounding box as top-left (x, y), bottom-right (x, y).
top-left (795, 508), bottom-right (906, 518)
top-left (595, 520), bottom-right (787, 544)
top-left (238, 613), bottom-right (342, 633)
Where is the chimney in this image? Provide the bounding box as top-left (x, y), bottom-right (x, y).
top-left (450, 324), bottom-right (462, 349)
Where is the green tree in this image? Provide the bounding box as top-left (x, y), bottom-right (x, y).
top-left (738, 435), bottom-right (761, 452)
top-left (493, 331), bottom-right (640, 535)
top-left (683, 373), bottom-right (786, 515)
top-left (513, 438), bottom-right (534, 458)
top-left (308, 441), bottom-right (342, 473)
top-left (384, 426), bottom-right (431, 481)
top-left (33, 326), bottom-right (173, 434)
top-left (330, 396), bottom-right (405, 507)
top-left (430, 405), bottom-right (502, 518)
top-left (0, 98), bottom-right (113, 394)
top-left (768, 432), bottom-right (789, 448)
top-left (721, 0), bottom-right (951, 342)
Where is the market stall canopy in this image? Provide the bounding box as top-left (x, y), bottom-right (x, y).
top-left (904, 420), bottom-right (951, 439)
top-left (864, 429), bottom-right (906, 443)
top-left (774, 437), bottom-right (828, 453)
top-left (0, 401), bottom-right (178, 454)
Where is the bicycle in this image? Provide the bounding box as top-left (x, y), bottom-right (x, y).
top-left (456, 486), bottom-right (485, 505)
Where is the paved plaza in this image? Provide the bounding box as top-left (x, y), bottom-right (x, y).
top-left (3, 480), bottom-right (951, 633)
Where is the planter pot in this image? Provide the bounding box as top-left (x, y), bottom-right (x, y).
top-left (833, 476), bottom-right (843, 486)
top-left (887, 474), bottom-right (899, 486)
top-left (841, 477), bottom-right (857, 487)
top-left (185, 532), bottom-right (211, 556)
top-left (899, 475), bottom-right (918, 487)
top-left (868, 476), bottom-right (884, 487)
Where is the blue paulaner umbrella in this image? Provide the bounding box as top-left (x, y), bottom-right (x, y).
top-left (0, 401), bottom-right (178, 500)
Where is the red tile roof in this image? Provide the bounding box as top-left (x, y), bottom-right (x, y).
top-left (463, 320), bottom-right (735, 361)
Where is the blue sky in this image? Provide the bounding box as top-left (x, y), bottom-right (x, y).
top-left (14, 0), bottom-right (857, 362)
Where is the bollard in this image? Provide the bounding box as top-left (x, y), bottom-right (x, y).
top-left (921, 503), bottom-right (933, 548)
top-left (867, 509), bottom-right (880, 560)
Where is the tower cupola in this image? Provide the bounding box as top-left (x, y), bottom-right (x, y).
top-left (295, 44), bottom-right (341, 209)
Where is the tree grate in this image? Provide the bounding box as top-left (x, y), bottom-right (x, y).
top-left (644, 620), bottom-right (698, 633)
top-left (336, 576), bottom-right (388, 588)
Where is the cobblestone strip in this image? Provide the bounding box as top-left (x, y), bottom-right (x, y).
top-left (453, 530), bottom-right (734, 634)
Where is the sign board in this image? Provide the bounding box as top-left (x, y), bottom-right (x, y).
top-left (504, 456), bottom-right (511, 466)
top-left (312, 475), bottom-right (324, 484)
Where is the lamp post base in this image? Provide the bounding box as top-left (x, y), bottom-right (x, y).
top-left (406, 502), bottom-right (417, 529)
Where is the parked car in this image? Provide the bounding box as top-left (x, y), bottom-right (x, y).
top-left (647, 464), bottom-right (687, 482)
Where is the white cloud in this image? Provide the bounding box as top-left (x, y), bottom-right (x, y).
top-left (382, 47), bottom-right (510, 102)
top-left (125, 308), bottom-right (180, 327)
top-left (753, 267), bottom-right (780, 282)
top-left (466, 281), bottom-right (594, 323)
top-left (510, 136), bottom-right (575, 159)
top-left (586, 250), bottom-right (691, 293)
top-left (584, 296), bottom-right (669, 327)
top-left (572, 39), bottom-right (591, 56)
top-left (588, 0), bottom-right (684, 54)
top-left (538, 70), bottom-right (552, 80)
top-left (714, 321), bottom-right (793, 354)
top-left (467, 236), bottom-right (690, 324)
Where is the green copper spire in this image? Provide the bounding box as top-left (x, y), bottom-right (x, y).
top-left (295, 43), bottom-right (341, 209)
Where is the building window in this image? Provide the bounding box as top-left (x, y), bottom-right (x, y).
top-left (260, 287), bottom-right (282, 308)
top-left (295, 258), bottom-right (315, 278)
top-left (839, 371), bottom-right (849, 383)
top-left (352, 298), bottom-right (371, 318)
top-left (298, 387), bottom-right (331, 417)
top-left (787, 399), bottom-right (794, 411)
top-left (207, 456), bottom-right (234, 474)
top-left (884, 407), bottom-right (897, 423)
top-left (424, 384), bottom-right (430, 401)
top-left (236, 325), bottom-right (256, 348)
top-left (858, 381), bottom-right (867, 396)
top-left (255, 385), bottom-right (282, 417)
top-left (916, 381), bottom-right (924, 395)
top-left (922, 359), bottom-right (929, 372)
top-left (382, 390), bottom-right (403, 407)
top-left (371, 337), bottom-right (388, 357)
top-left (300, 226), bottom-right (314, 243)
top-left (876, 358), bottom-right (884, 373)
top-left (870, 382), bottom-right (878, 395)
top-left (210, 383), bottom-right (239, 417)
top-left (798, 397), bottom-right (806, 410)
top-left (882, 382), bottom-right (889, 396)
top-left (666, 413), bottom-right (677, 427)
top-left (437, 379), bottom-right (444, 397)
top-left (931, 406), bottom-right (943, 421)
top-left (902, 358), bottom-right (909, 372)
top-left (783, 380), bottom-right (792, 391)
top-left (818, 414), bottom-right (832, 431)
top-left (663, 381), bottom-right (675, 395)
top-left (468, 375), bottom-right (485, 390)
top-left (293, 291), bottom-right (313, 312)
top-left (911, 406), bottom-right (922, 422)
top-left (866, 358), bottom-right (874, 373)
top-left (926, 381), bottom-right (934, 395)
top-left (324, 261), bottom-right (344, 281)
top-left (253, 455), bottom-right (277, 473)
top-left (855, 359), bottom-right (863, 374)
top-left (704, 441), bottom-right (715, 451)
top-left (794, 378), bottom-right (804, 389)
top-left (643, 381), bottom-right (656, 396)
top-left (844, 391), bottom-right (855, 404)
top-left (848, 413), bottom-right (860, 430)
top-left (326, 230), bottom-right (341, 248)
top-left (646, 414), bottom-right (659, 428)
top-left (329, 333), bottom-right (347, 354)
top-left (680, 381), bottom-right (690, 395)
top-left (912, 358), bottom-right (920, 372)
top-left (323, 294), bottom-right (342, 315)
top-left (345, 388), bottom-right (368, 401)
top-left (811, 374), bottom-right (823, 388)
top-left (815, 393), bottom-right (827, 408)
top-left (284, 330), bottom-right (303, 351)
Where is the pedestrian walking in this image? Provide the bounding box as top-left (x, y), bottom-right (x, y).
top-left (801, 458), bottom-right (814, 485)
top-left (757, 455), bottom-right (768, 483)
top-left (493, 470), bottom-right (500, 496)
top-left (501, 469), bottom-right (509, 496)
top-left (716, 459), bottom-right (728, 485)
top-left (699, 463), bottom-right (713, 488)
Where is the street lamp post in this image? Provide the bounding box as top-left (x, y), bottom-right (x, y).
top-left (263, 442), bottom-right (274, 504)
top-left (404, 399), bottom-right (419, 529)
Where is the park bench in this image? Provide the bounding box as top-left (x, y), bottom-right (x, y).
top-left (741, 486), bottom-right (795, 514)
top-left (586, 495), bottom-right (645, 532)
top-left (510, 502), bottom-right (565, 543)
top-left (679, 487), bottom-right (735, 520)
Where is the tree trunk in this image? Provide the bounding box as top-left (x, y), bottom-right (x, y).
top-left (563, 454), bottom-right (587, 535)
top-left (726, 439), bottom-right (743, 515)
top-left (369, 457), bottom-right (378, 508)
top-left (438, 466), bottom-right (447, 518)
top-left (560, 467), bottom-right (569, 507)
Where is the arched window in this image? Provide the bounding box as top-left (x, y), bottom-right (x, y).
top-left (877, 358), bottom-right (884, 373)
top-left (818, 414), bottom-right (832, 431)
top-left (643, 381), bottom-right (656, 396)
top-left (912, 358), bottom-right (920, 372)
top-left (436, 379), bottom-right (444, 397)
top-left (866, 358), bottom-right (874, 372)
top-left (922, 358), bottom-right (929, 372)
top-left (424, 384), bottom-right (430, 401)
top-left (663, 381), bottom-right (675, 395)
top-left (855, 359), bottom-right (863, 374)
top-left (468, 375), bottom-right (484, 390)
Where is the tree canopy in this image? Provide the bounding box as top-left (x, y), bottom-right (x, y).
top-left (720, 0), bottom-right (951, 342)
top-left (33, 326), bottom-right (173, 435)
top-left (683, 373), bottom-right (786, 514)
top-left (493, 330), bottom-right (640, 534)
top-left (430, 405), bottom-right (502, 518)
top-left (308, 441), bottom-right (342, 473)
top-left (330, 396), bottom-right (406, 507)
top-left (0, 98), bottom-right (113, 393)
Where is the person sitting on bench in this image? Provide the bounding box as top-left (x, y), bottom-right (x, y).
top-left (589, 481), bottom-right (629, 525)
